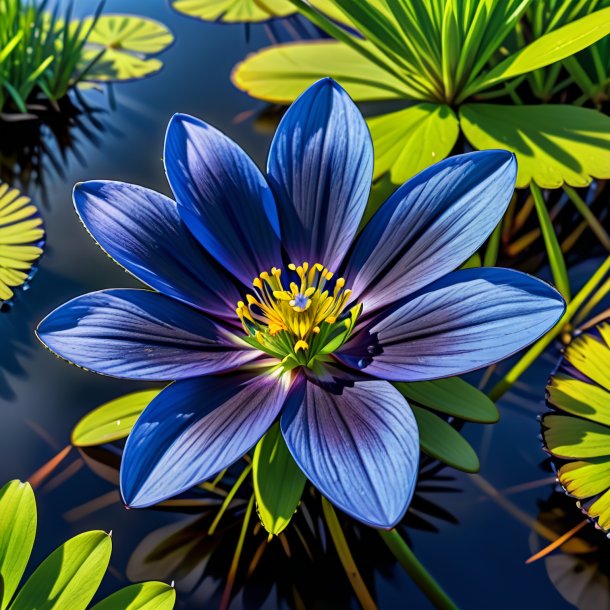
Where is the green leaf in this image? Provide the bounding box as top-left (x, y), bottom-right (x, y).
top-left (71, 389), bottom-right (161, 447)
top-left (171, 0), bottom-right (295, 23)
top-left (460, 104), bottom-right (610, 188)
top-left (530, 183), bottom-right (571, 301)
top-left (561, 325), bottom-right (610, 391)
top-left (81, 48), bottom-right (164, 83)
top-left (463, 6), bottom-right (610, 96)
top-left (543, 414), bottom-right (610, 459)
top-left (232, 41), bottom-right (412, 103)
top-left (84, 15), bottom-right (174, 55)
top-left (558, 458), bottom-right (610, 498)
top-left (10, 531), bottom-right (111, 610)
top-left (90, 582), bottom-right (176, 610)
top-left (396, 378), bottom-right (498, 423)
top-left (253, 423), bottom-right (306, 535)
top-left (548, 373), bottom-right (610, 427)
top-left (411, 405), bottom-right (479, 473)
top-left (0, 481), bottom-right (36, 610)
top-left (367, 103), bottom-right (459, 183)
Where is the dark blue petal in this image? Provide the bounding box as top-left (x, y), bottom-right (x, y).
top-left (267, 78), bottom-right (373, 268)
top-left (121, 369), bottom-right (291, 507)
top-left (337, 268), bottom-right (565, 381)
top-left (165, 113), bottom-right (282, 285)
top-left (37, 289), bottom-right (258, 380)
top-left (344, 150), bottom-right (517, 314)
top-left (281, 374), bottom-right (419, 528)
top-left (73, 181), bottom-right (241, 320)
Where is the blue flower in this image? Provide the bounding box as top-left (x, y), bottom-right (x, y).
top-left (37, 79), bottom-right (565, 529)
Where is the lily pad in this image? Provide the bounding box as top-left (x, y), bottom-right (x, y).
top-left (170, 0), bottom-right (295, 23)
top-left (542, 319), bottom-right (610, 531)
top-left (0, 182), bottom-right (44, 305)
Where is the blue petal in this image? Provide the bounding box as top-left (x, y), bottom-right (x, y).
top-left (337, 268), bottom-right (565, 381)
top-left (165, 113), bottom-right (282, 285)
top-left (267, 78), bottom-right (373, 268)
top-left (344, 150), bottom-right (517, 314)
top-left (37, 289), bottom-right (258, 380)
top-left (281, 374), bottom-right (419, 528)
top-left (73, 181), bottom-right (241, 320)
top-left (121, 370), bottom-right (291, 507)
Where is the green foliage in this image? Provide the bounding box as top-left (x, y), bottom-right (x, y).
top-left (233, 0), bottom-right (610, 189)
top-left (0, 479), bottom-right (176, 609)
top-left (543, 319), bottom-right (610, 532)
top-left (253, 423), bottom-right (306, 536)
top-left (0, 182), bottom-right (44, 305)
top-left (0, 1), bottom-right (173, 115)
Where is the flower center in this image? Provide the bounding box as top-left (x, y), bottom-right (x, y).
top-left (236, 262), bottom-right (360, 367)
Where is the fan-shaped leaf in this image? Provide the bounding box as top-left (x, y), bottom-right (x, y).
top-left (0, 183), bottom-right (44, 303)
top-left (81, 48), bottom-right (164, 82)
top-left (368, 103), bottom-right (459, 183)
top-left (543, 414), bottom-right (610, 459)
top-left (460, 104), bottom-right (610, 188)
top-left (171, 0), bottom-right (295, 22)
top-left (71, 389), bottom-right (162, 447)
top-left (0, 481), bottom-right (36, 610)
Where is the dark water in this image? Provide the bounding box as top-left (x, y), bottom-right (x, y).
top-left (0, 2), bottom-right (604, 608)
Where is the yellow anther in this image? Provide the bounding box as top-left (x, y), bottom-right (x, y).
top-left (253, 277), bottom-right (263, 289)
top-left (313, 326), bottom-right (321, 334)
top-left (294, 340), bottom-right (309, 352)
top-left (326, 316), bottom-right (337, 324)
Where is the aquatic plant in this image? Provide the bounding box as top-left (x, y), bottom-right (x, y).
top-left (37, 78), bottom-right (564, 532)
top-left (542, 316), bottom-right (610, 533)
top-left (0, 479), bottom-right (176, 609)
top-left (0, 0), bottom-right (173, 117)
top-left (233, 1), bottom-right (610, 189)
top-left (0, 182), bottom-right (44, 308)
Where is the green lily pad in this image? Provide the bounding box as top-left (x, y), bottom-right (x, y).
top-left (171, 0), bottom-right (295, 23)
top-left (0, 182), bottom-right (44, 304)
top-left (368, 103), bottom-right (459, 183)
top-left (71, 389), bottom-right (161, 447)
top-left (80, 48), bottom-right (164, 82)
top-left (460, 104), bottom-right (610, 188)
top-left (543, 318), bottom-right (610, 532)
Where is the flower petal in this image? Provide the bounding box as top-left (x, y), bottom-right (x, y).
top-left (337, 268), bottom-right (565, 381)
top-left (281, 375), bottom-right (419, 528)
top-left (165, 113), bottom-right (282, 285)
top-left (344, 150), bottom-right (517, 314)
top-left (73, 181), bottom-right (240, 319)
top-left (121, 370), bottom-right (291, 507)
top-left (267, 78), bottom-right (373, 267)
top-left (37, 289), bottom-right (257, 380)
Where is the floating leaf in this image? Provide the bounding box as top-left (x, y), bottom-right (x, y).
top-left (368, 103), bottom-right (459, 183)
top-left (232, 41), bottom-right (411, 103)
top-left (460, 104), bottom-right (610, 188)
top-left (0, 182), bottom-right (44, 304)
top-left (396, 377), bottom-right (498, 424)
top-left (543, 319), bottom-right (610, 532)
top-left (10, 531), bottom-right (111, 610)
top-left (170, 0), bottom-right (295, 22)
top-left (253, 423), bottom-right (306, 536)
top-left (90, 582), bottom-right (176, 610)
top-left (411, 405), bottom-right (479, 473)
top-left (80, 48), bottom-right (164, 83)
top-left (84, 15), bottom-right (174, 55)
top-left (71, 389), bottom-right (162, 447)
top-left (0, 481), bottom-right (36, 610)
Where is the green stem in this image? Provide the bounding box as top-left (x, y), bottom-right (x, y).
top-left (489, 254), bottom-right (610, 401)
top-left (208, 462), bottom-right (252, 534)
top-left (484, 222), bottom-right (502, 267)
top-left (379, 529), bottom-right (459, 610)
top-left (322, 499), bottom-right (378, 610)
top-left (563, 185), bottom-right (610, 251)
